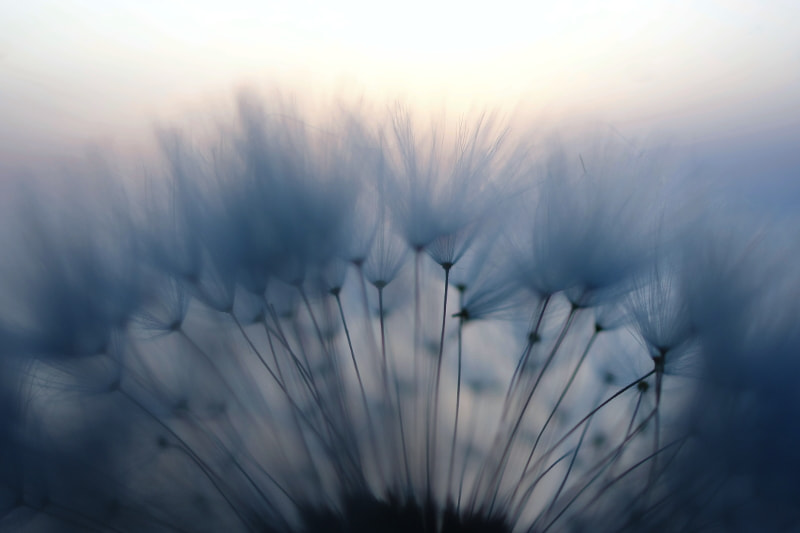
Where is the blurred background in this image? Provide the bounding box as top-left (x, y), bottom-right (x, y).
top-left (2, 0), bottom-right (799, 206)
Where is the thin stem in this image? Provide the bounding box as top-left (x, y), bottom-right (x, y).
top-left (379, 286), bottom-right (413, 491)
top-left (513, 328), bottom-right (599, 503)
top-left (649, 368), bottom-right (663, 495)
top-left (261, 314), bottom-right (326, 497)
top-left (457, 380), bottom-right (480, 514)
top-left (261, 307), bottom-right (319, 403)
top-left (335, 291), bottom-right (385, 487)
top-left (543, 401), bottom-right (594, 520)
top-left (466, 302), bottom-right (542, 513)
top-left (231, 313), bottom-right (360, 486)
top-left (612, 411), bottom-right (690, 531)
top-left (126, 336), bottom-right (298, 501)
top-left (538, 436), bottom-right (686, 533)
top-left (298, 288), bottom-right (364, 477)
top-left (606, 387), bottom-right (647, 479)
top-left (447, 288), bottom-right (464, 509)
top-left (516, 370), bottom-right (656, 495)
top-left (299, 289), bottom-right (351, 422)
top-left (428, 264), bottom-right (451, 502)
top-left (528, 408), bottom-right (660, 532)
top-left (413, 249), bottom-right (422, 490)
top-left (262, 306), bottom-right (318, 397)
top-left (184, 414), bottom-right (296, 527)
top-left (176, 328), bottom-right (252, 412)
top-left (511, 405), bottom-right (655, 530)
top-left (467, 297), bottom-right (552, 512)
top-left (507, 450), bottom-right (573, 527)
top-left (485, 307), bottom-right (579, 516)
top-left (116, 387), bottom-right (255, 532)
top-left (501, 295), bottom-right (551, 419)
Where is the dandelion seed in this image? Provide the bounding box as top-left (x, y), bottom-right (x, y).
top-left (1, 93), bottom-right (798, 533)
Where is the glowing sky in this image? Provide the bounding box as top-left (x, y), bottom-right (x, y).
top-left (2, 0), bottom-right (799, 168)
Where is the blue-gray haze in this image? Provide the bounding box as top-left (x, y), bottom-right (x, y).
top-left (0, 95), bottom-right (798, 532)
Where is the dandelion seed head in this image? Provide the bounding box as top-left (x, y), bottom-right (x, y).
top-left (1, 91), bottom-right (798, 533)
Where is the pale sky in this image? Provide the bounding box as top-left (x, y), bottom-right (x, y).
top-left (2, 0), bottom-right (799, 172)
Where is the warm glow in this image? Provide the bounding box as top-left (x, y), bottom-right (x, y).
top-left (1, 0), bottom-right (798, 164)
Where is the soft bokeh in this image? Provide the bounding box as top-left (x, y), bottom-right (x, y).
top-left (2, 0), bottom-right (799, 190)
top-left (2, 6), bottom-right (800, 526)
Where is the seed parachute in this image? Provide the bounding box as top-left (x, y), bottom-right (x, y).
top-left (0, 94), bottom-right (798, 532)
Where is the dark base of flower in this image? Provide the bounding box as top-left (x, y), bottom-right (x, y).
top-left (299, 493), bottom-right (510, 533)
